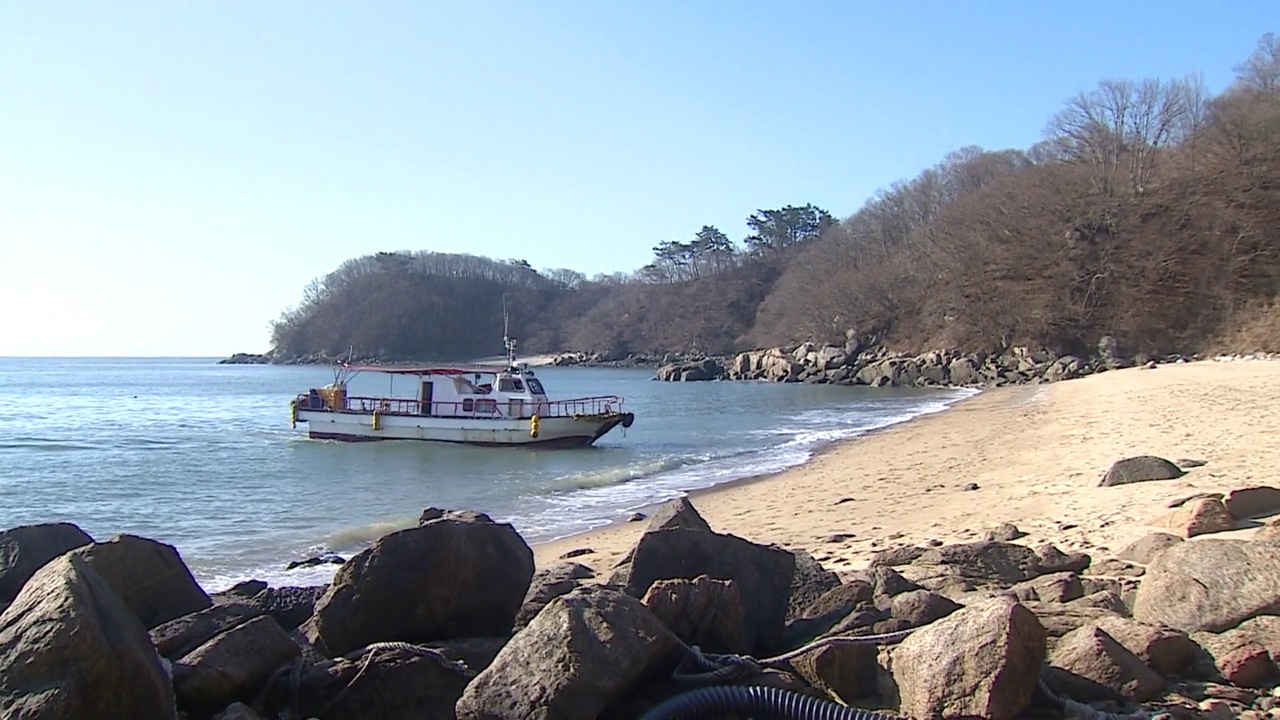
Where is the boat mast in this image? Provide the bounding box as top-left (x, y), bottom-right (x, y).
top-left (502, 294), bottom-right (517, 369)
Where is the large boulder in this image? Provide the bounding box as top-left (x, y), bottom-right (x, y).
top-left (1087, 615), bottom-right (1198, 678)
top-left (0, 522), bottom-right (94, 604)
top-left (1044, 625), bottom-right (1165, 703)
top-left (644, 497), bottom-right (712, 533)
top-left (611, 527), bottom-right (795, 651)
top-left (1098, 455), bottom-right (1184, 487)
top-left (174, 615), bottom-right (300, 711)
top-left (305, 513), bottom-right (534, 656)
top-left (909, 540), bottom-right (1043, 585)
top-left (891, 596), bottom-right (1046, 720)
top-left (1224, 486), bottom-right (1280, 521)
top-left (0, 553), bottom-right (176, 718)
top-left (151, 600), bottom-right (264, 660)
top-left (1116, 532), bottom-right (1184, 564)
top-left (72, 534), bottom-right (211, 628)
top-left (1132, 539), bottom-right (1280, 633)
top-left (249, 584), bottom-right (326, 633)
top-left (455, 586), bottom-right (683, 720)
top-left (1151, 497), bottom-right (1236, 537)
top-left (1191, 628), bottom-right (1277, 687)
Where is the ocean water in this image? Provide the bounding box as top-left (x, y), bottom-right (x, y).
top-left (0, 357), bottom-right (976, 591)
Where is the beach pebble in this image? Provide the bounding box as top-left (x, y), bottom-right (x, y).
top-left (625, 513), bottom-right (645, 522)
top-left (962, 482), bottom-right (980, 491)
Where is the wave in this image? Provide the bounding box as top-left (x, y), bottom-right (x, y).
top-left (324, 518), bottom-right (418, 550)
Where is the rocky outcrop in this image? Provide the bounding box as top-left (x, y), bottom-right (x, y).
top-left (654, 342), bottom-right (1193, 387)
top-left (72, 533), bottom-right (212, 628)
top-left (0, 553), bottom-right (176, 718)
top-left (305, 511), bottom-right (535, 656)
top-left (218, 352), bottom-right (272, 364)
top-left (0, 522), bottom-right (94, 604)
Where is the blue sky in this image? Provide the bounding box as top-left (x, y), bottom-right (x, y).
top-left (1, 2), bottom-right (1273, 356)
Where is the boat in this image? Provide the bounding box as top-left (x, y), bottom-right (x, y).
top-left (288, 333), bottom-right (635, 448)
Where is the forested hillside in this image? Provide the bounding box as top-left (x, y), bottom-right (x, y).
top-left (269, 34), bottom-right (1280, 363)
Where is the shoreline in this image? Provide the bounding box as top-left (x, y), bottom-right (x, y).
top-left (531, 359), bottom-right (1280, 579)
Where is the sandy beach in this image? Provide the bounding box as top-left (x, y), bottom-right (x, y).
top-left (534, 358), bottom-right (1280, 577)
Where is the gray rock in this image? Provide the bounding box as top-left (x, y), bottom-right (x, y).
top-left (984, 522), bottom-right (1027, 542)
top-left (174, 615), bottom-right (300, 711)
top-left (305, 513), bottom-right (534, 656)
top-left (0, 522), bottom-right (93, 605)
top-left (892, 596), bottom-right (1045, 720)
top-left (911, 540), bottom-right (1042, 585)
top-left (150, 600), bottom-right (264, 661)
top-left (0, 553), bottom-right (176, 718)
top-left (1224, 486), bottom-right (1280, 521)
top-left (1044, 625), bottom-right (1164, 702)
top-left (455, 586), bottom-right (682, 720)
top-left (1098, 455), bottom-right (1185, 487)
top-left (1132, 539), bottom-right (1280, 633)
top-left (1117, 532), bottom-right (1184, 564)
top-left (1087, 614), bottom-right (1197, 678)
top-left (1010, 571), bottom-right (1084, 603)
top-left (889, 589), bottom-right (962, 627)
top-left (72, 533), bottom-right (212, 629)
top-left (786, 549), bottom-right (841, 622)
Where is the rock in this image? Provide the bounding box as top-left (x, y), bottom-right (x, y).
top-left (962, 482), bottom-right (980, 491)
top-left (1088, 615), bottom-right (1198, 677)
top-left (0, 553), bottom-right (176, 718)
top-left (1117, 532), bottom-right (1185, 564)
top-left (305, 513), bottom-right (534, 656)
top-left (859, 566), bottom-right (923, 602)
top-left (1035, 543), bottom-right (1091, 574)
top-left (787, 640), bottom-right (879, 703)
top-left (1086, 557), bottom-right (1146, 577)
top-left (283, 644), bottom-right (471, 720)
top-left (985, 522), bottom-right (1027, 541)
top-left (1168, 491), bottom-right (1224, 508)
top-left (250, 585), bottom-right (326, 633)
top-left (72, 533), bottom-right (212, 628)
top-left (1099, 455), bottom-right (1185, 487)
top-left (889, 589), bottom-right (963, 628)
top-left (213, 702), bottom-right (264, 720)
top-left (424, 636), bottom-right (509, 675)
top-left (626, 512), bottom-right (645, 522)
top-left (868, 545), bottom-right (926, 567)
top-left (1020, 600), bottom-right (1125, 638)
top-left (1152, 497), bottom-right (1237, 537)
top-left (0, 522), bottom-right (94, 604)
top-left (644, 497), bottom-right (712, 533)
top-left (1071, 590), bottom-right (1131, 615)
top-left (559, 548), bottom-right (594, 559)
top-left (285, 552), bottom-right (345, 570)
top-left (1193, 629), bottom-right (1277, 687)
top-left (151, 600), bottom-right (264, 660)
top-left (1044, 625), bottom-right (1165, 702)
top-left (455, 587), bottom-right (682, 720)
top-left (786, 550), bottom-right (841, 622)
top-left (213, 579), bottom-right (268, 601)
top-left (804, 580), bottom-right (875, 618)
top-left (1132, 539), bottom-right (1280, 633)
top-left (1257, 517), bottom-right (1280, 541)
top-left (611, 527), bottom-right (795, 651)
top-left (641, 575), bottom-right (750, 654)
top-left (1225, 487), bottom-right (1280, 521)
top-left (910, 540), bottom-right (1042, 585)
top-left (891, 596), bottom-right (1046, 720)
top-left (515, 562), bottom-right (593, 630)
top-left (1011, 571), bottom-right (1084, 603)
top-left (174, 615), bottom-right (300, 711)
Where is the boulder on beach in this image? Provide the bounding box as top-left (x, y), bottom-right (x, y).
top-left (0, 553), bottom-right (176, 718)
top-left (305, 511), bottom-right (534, 656)
top-left (72, 533), bottom-right (212, 629)
top-left (1098, 455), bottom-right (1184, 487)
top-left (1132, 538), bottom-right (1280, 633)
top-left (0, 522), bottom-right (94, 604)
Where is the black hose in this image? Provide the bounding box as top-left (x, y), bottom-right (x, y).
top-left (638, 685), bottom-right (899, 720)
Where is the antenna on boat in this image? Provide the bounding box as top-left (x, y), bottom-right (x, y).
top-left (502, 294), bottom-right (517, 370)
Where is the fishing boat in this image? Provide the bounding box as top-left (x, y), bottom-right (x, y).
top-left (289, 335), bottom-right (635, 448)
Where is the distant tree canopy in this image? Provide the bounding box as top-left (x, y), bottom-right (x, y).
top-left (270, 32), bottom-right (1280, 362)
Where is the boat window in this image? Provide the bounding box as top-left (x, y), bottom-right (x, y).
top-left (498, 378), bottom-right (526, 393)
top-left (462, 398), bottom-right (475, 412)
top-left (527, 378), bottom-right (545, 395)
top-left (475, 399), bottom-right (498, 414)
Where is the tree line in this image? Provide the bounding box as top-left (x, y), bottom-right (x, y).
top-left (270, 33), bottom-right (1280, 362)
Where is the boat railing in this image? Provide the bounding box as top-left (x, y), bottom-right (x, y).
top-left (297, 393), bottom-right (624, 418)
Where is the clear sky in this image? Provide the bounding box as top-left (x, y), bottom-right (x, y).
top-left (1, 2), bottom-right (1273, 356)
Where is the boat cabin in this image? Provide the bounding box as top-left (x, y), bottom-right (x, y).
top-left (419, 366), bottom-right (550, 419)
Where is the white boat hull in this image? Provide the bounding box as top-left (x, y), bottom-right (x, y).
top-left (296, 408), bottom-right (633, 448)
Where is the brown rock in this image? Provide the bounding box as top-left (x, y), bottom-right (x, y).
top-left (72, 534), bottom-right (212, 629)
top-left (1152, 497), bottom-right (1237, 538)
top-left (1193, 628), bottom-right (1279, 687)
top-left (1011, 571), bottom-right (1084, 603)
top-left (1255, 517), bottom-right (1280, 541)
top-left (175, 615), bottom-right (300, 711)
top-left (1070, 590), bottom-right (1131, 615)
top-left (1117, 532), bottom-right (1184, 564)
top-left (1224, 487), bottom-right (1280, 521)
top-left (910, 541), bottom-right (1042, 585)
top-left (644, 497), bottom-right (712, 533)
top-left (514, 562), bottom-right (592, 630)
top-left (1088, 615), bottom-right (1198, 677)
top-left (1132, 539), bottom-right (1280, 633)
top-left (455, 586), bottom-right (682, 720)
top-left (641, 575), bottom-right (750, 654)
top-left (150, 600), bottom-right (264, 660)
top-left (0, 553), bottom-right (176, 718)
top-left (889, 589), bottom-right (963, 628)
top-left (984, 522), bottom-right (1027, 541)
top-left (1045, 625), bottom-right (1165, 702)
top-left (1034, 543), bottom-right (1092, 574)
top-left (892, 596), bottom-right (1046, 720)
top-left (1020, 600), bottom-right (1124, 638)
top-left (788, 640), bottom-right (879, 703)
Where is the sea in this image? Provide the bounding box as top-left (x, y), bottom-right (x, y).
top-left (0, 357), bottom-right (977, 591)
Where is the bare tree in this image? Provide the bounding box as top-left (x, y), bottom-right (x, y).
top-left (1234, 32), bottom-right (1280, 92)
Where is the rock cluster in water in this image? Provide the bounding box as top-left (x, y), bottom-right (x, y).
top-left (4, 465), bottom-right (1280, 718)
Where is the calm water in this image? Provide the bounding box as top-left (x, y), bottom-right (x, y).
top-left (0, 357), bottom-right (975, 590)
